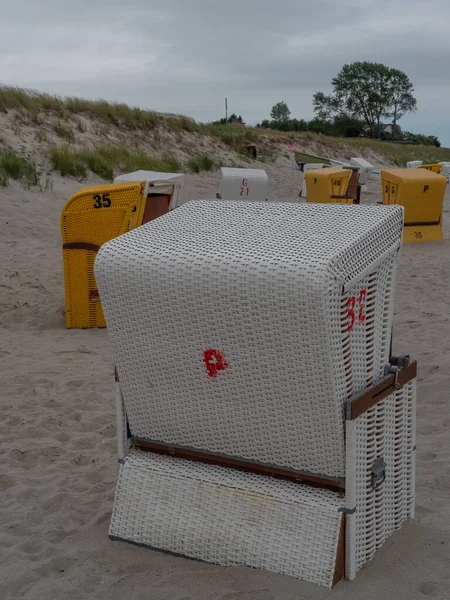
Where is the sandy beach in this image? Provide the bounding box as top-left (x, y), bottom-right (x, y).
top-left (1, 166), bottom-right (450, 600)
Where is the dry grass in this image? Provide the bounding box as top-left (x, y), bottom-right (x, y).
top-left (0, 85), bottom-right (199, 133)
top-left (206, 123), bottom-right (260, 157)
top-left (74, 118), bottom-right (86, 133)
top-left (0, 148), bottom-right (39, 189)
top-left (0, 86), bottom-right (264, 157)
top-left (48, 145), bottom-right (181, 181)
top-left (48, 147), bottom-right (87, 180)
top-left (53, 122), bottom-right (76, 143)
top-left (269, 129), bottom-right (450, 166)
top-left (294, 152), bottom-right (330, 164)
top-left (340, 138), bottom-right (450, 166)
top-left (244, 126), bottom-right (450, 166)
top-left (1, 85), bottom-right (449, 173)
top-left (186, 155), bottom-right (216, 173)
top-left (34, 130), bottom-right (48, 144)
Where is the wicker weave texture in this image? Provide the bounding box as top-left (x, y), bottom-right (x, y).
top-left (345, 379), bottom-right (416, 579)
top-left (96, 201), bottom-right (403, 477)
top-left (305, 168), bottom-right (352, 204)
top-left (110, 449), bottom-right (343, 588)
top-left (61, 182), bottom-right (146, 328)
top-left (219, 168), bottom-right (268, 201)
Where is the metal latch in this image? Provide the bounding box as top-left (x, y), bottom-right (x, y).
top-left (384, 364), bottom-right (400, 388)
top-left (396, 355), bottom-right (411, 369)
top-left (371, 457), bottom-right (386, 489)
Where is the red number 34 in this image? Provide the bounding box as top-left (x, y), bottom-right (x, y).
top-left (346, 289), bottom-right (366, 332)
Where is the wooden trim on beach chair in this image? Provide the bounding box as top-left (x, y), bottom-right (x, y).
top-left (404, 219), bottom-right (441, 227)
top-left (133, 438), bottom-right (346, 492)
top-left (127, 355), bottom-right (416, 490)
top-left (332, 515), bottom-right (346, 587)
top-left (63, 241), bottom-right (101, 253)
top-left (142, 194), bottom-right (171, 224)
top-left (346, 358), bottom-right (417, 420)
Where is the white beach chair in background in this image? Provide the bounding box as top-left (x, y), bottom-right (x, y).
top-left (439, 162), bottom-right (450, 181)
top-left (329, 159), bottom-right (344, 168)
top-left (114, 170), bottom-right (185, 210)
top-left (217, 167), bottom-right (269, 201)
top-left (350, 157), bottom-right (374, 186)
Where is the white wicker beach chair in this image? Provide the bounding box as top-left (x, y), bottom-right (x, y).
top-left (350, 157), bottom-right (374, 186)
top-left (95, 200), bottom-right (416, 588)
top-left (218, 167), bottom-right (269, 201)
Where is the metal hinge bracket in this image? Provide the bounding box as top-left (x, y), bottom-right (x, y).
top-left (371, 457), bottom-right (386, 489)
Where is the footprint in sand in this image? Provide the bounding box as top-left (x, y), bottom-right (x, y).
top-left (0, 474), bottom-right (16, 491)
top-left (223, 592), bottom-right (276, 600)
top-left (420, 581), bottom-right (442, 596)
top-left (45, 527), bottom-right (76, 545)
top-left (82, 419), bottom-right (106, 433)
top-left (18, 539), bottom-right (43, 555)
top-left (71, 454), bottom-right (92, 466)
top-left (33, 556), bottom-right (73, 578)
top-left (20, 281), bottom-right (46, 291)
top-left (66, 379), bottom-right (87, 389)
top-left (100, 424), bottom-right (116, 439)
top-left (84, 470), bottom-right (104, 484)
top-left (9, 449), bottom-right (28, 463)
top-left (69, 436), bottom-right (95, 451)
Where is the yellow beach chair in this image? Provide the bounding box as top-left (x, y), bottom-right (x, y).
top-left (61, 182), bottom-right (147, 328)
top-left (305, 168), bottom-right (353, 204)
top-left (381, 168), bottom-right (447, 242)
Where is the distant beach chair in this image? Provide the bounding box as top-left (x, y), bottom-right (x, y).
top-left (350, 157), bottom-right (374, 186)
top-left (439, 162), bottom-right (450, 181)
top-left (61, 172), bottom-right (185, 329)
top-left (418, 163), bottom-right (443, 174)
top-left (95, 201), bottom-right (417, 588)
top-left (114, 170), bottom-right (185, 210)
top-left (217, 167), bottom-right (268, 201)
top-left (298, 163), bottom-right (326, 197)
top-left (329, 158), bottom-right (344, 168)
top-left (381, 168), bottom-right (447, 242)
top-left (304, 167), bottom-right (357, 203)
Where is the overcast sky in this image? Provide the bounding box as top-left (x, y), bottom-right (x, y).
top-left (2, 0), bottom-right (449, 145)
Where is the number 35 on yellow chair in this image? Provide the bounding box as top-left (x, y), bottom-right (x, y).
top-left (61, 182), bottom-right (148, 329)
top-left (380, 168), bottom-right (447, 243)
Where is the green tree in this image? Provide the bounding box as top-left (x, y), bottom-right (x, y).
top-left (332, 115), bottom-right (364, 137)
top-left (227, 113), bottom-right (245, 124)
top-left (428, 135), bottom-right (441, 148)
top-left (384, 69), bottom-right (417, 140)
top-left (270, 101), bottom-right (291, 123)
top-left (211, 114), bottom-right (245, 125)
top-left (312, 91), bottom-right (349, 121)
top-left (313, 62), bottom-right (417, 139)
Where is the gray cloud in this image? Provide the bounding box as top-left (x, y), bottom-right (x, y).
top-left (1, 0), bottom-right (449, 143)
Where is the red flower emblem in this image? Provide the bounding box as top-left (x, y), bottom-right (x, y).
top-left (203, 349), bottom-right (229, 378)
